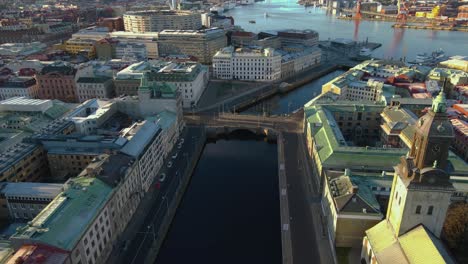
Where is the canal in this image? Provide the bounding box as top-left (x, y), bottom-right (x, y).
top-left (225, 0), bottom-right (468, 60)
top-left (245, 70), bottom-right (346, 115)
top-left (156, 133), bottom-right (281, 264)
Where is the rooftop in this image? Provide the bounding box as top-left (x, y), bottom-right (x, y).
top-left (6, 244), bottom-right (68, 264)
top-left (0, 182), bottom-right (63, 199)
top-left (12, 177), bottom-right (113, 251)
top-left (120, 120), bottom-right (161, 158)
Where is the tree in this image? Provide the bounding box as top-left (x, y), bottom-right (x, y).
top-left (442, 202), bottom-right (468, 262)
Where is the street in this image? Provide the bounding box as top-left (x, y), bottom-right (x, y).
top-left (105, 126), bottom-right (205, 264)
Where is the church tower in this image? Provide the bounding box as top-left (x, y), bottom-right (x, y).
top-left (386, 92), bottom-right (455, 238)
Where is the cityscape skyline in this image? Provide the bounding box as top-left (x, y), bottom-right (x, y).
top-left (0, 0), bottom-right (467, 263)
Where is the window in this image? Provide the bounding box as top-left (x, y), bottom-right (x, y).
top-left (428, 206), bottom-right (434, 215)
top-left (415, 205), bottom-right (421, 214)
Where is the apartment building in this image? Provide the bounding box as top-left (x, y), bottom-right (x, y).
top-left (35, 61), bottom-right (78, 103)
top-left (145, 62), bottom-right (208, 108)
top-left (158, 28), bottom-right (227, 64)
top-left (110, 31), bottom-right (159, 59)
top-left (123, 10), bottom-right (202, 33)
top-left (213, 46), bottom-right (282, 81)
top-left (0, 76), bottom-right (39, 100)
top-left (115, 42), bottom-right (147, 60)
top-left (63, 38), bottom-right (97, 59)
top-left (277, 29), bottom-right (319, 47)
top-left (76, 76), bottom-right (114, 103)
top-left (0, 143), bottom-right (49, 183)
top-left (0, 182), bottom-right (62, 220)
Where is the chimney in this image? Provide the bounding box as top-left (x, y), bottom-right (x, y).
top-left (352, 184), bottom-right (359, 194)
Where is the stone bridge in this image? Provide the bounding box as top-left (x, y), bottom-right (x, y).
top-left (184, 112), bottom-right (304, 139)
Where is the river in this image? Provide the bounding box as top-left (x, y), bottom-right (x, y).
top-left (156, 133), bottom-right (281, 264)
top-left (224, 0), bottom-right (468, 60)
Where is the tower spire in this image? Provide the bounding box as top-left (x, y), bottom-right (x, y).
top-left (432, 91), bottom-right (447, 113)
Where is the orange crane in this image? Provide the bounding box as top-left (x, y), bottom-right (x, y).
top-left (355, 0), bottom-right (362, 20)
top-left (397, 0), bottom-right (409, 23)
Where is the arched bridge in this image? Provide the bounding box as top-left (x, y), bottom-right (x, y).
top-left (184, 112), bottom-right (303, 138)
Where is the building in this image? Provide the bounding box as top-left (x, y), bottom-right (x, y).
top-left (279, 46), bottom-right (321, 79)
top-left (0, 76), bottom-right (39, 100)
top-left (0, 182), bottom-right (62, 220)
top-left (322, 169), bottom-right (391, 247)
top-left (231, 31), bottom-right (257, 47)
top-left (66, 99), bottom-right (117, 135)
top-left (35, 61), bottom-right (78, 103)
top-left (71, 26), bottom-right (110, 41)
top-left (11, 177), bottom-right (114, 264)
top-left (0, 42), bottom-right (46, 57)
top-left (123, 10), bottom-right (202, 33)
top-left (97, 17), bottom-right (125, 32)
top-left (76, 76), bottom-right (114, 103)
top-left (145, 62), bottom-right (208, 108)
top-left (62, 38), bottom-right (97, 59)
top-left (5, 244), bottom-right (69, 264)
top-left (0, 143), bottom-right (49, 183)
top-left (115, 42), bottom-right (147, 60)
top-left (450, 118), bottom-right (468, 161)
top-left (361, 92), bottom-right (456, 264)
top-left (158, 28), bottom-right (227, 64)
top-left (213, 46), bottom-right (282, 81)
top-left (95, 38), bottom-right (119, 61)
top-left (114, 61), bottom-right (152, 96)
top-left (110, 31), bottom-right (159, 59)
top-left (277, 29), bottom-right (319, 47)
top-left (303, 93), bottom-right (468, 180)
top-left (380, 106), bottom-right (418, 148)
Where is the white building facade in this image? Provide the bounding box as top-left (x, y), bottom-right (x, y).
top-left (0, 77), bottom-right (39, 100)
top-left (213, 46), bottom-right (282, 82)
top-left (76, 77), bottom-right (115, 103)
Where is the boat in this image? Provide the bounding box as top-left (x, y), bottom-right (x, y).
top-left (249, 20), bottom-right (256, 23)
top-left (264, 12), bottom-right (269, 18)
top-left (223, 1), bottom-right (236, 10)
top-left (210, 6), bottom-right (224, 13)
top-left (415, 49), bottom-right (445, 63)
top-left (359, 47), bottom-right (372, 57)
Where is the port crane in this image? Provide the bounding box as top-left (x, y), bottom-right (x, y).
top-left (396, 0), bottom-right (409, 23)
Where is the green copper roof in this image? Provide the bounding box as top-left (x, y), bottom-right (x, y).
top-left (12, 177), bottom-right (113, 251)
top-left (432, 91), bottom-right (447, 113)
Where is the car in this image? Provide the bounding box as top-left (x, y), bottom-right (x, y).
top-left (167, 161), bottom-right (173, 168)
top-left (121, 240), bottom-right (130, 251)
top-left (172, 152), bottom-right (178, 159)
top-left (180, 138), bottom-right (185, 144)
top-left (159, 173), bottom-right (166, 182)
top-left (177, 144), bottom-right (182, 149)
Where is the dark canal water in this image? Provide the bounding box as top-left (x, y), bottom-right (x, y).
top-left (245, 70), bottom-right (346, 115)
top-left (156, 133), bottom-right (281, 264)
top-left (225, 0), bottom-right (468, 60)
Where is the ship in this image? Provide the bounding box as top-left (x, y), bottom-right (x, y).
top-left (249, 20), bottom-right (256, 23)
top-left (413, 49), bottom-right (445, 64)
top-left (210, 6), bottom-right (225, 13)
top-left (359, 47), bottom-right (372, 57)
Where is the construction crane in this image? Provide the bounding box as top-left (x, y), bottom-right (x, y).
top-left (396, 0), bottom-right (409, 23)
top-left (355, 0), bottom-right (362, 20)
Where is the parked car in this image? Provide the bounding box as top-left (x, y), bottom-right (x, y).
top-left (172, 152), bottom-right (178, 159)
top-left (167, 161), bottom-right (173, 168)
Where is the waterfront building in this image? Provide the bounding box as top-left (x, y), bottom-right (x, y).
top-left (427, 67), bottom-right (468, 97)
top-left (231, 31), bottom-right (257, 47)
top-left (115, 42), bottom-right (147, 61)
top-left (277, 29), bottom-right (319, 47)
top-left (0, 76), bottom-right (39, 100)
top-left (361, 92), bottom-right (456, 264)
top-left (76, 76), bottom-right (114, 103)
top-left (450, 118), bottom-right (468, 161)
top-left (158, 28), bottom-right (227, 64)
top-left (11, 177), bottom-right (114, 264)
top-left (279, 46), bottom-right (321, 79)
top-left (440, 56), bottom-right (468, 72)
top-left (123, 10), bottom-right (202, 33)
top-left (213, 46), bottom-right (282, 81)
top-left (0, 42), bottom-right (47, 57)
top-left (109, 31), bottom-right (159, 59)
top-left (303, 94), bottom-right (468, 180)
top-left (35, 61), bottom-right (78, 103)
top-left (145, 62), bottom-right (208, 108)
top-left (0, 182), bottom-right (62, 220)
